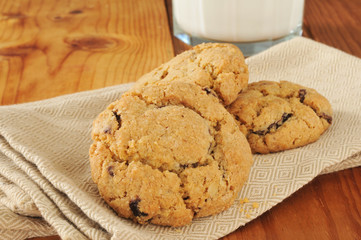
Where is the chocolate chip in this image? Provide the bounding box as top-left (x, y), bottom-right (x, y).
top-left (203, 87), bottom-right (218, 97)
top-left (252, 113), bottom-right (293, 136)
top-left (129, 197), bottom-right (148, 217)
top-left (204, 87), bottom-right (212, 94)
top-left (214, 122), bottom-right (221, 131)
top-left (299, 89), bottom-right (307, 103)
top-left (319, 113), bottom-right (332, 124)
top-left (112, 111), bottom-right (122, 127)
top-left (180, 162), bottom-right (204, 169)
top-left (267, 122), bottom-right (277, 132)
top-left (208, 145), bottom-right (215, 155)
top-left (107, 166), bottom-right (114, 177)
top-left (183, 196), bottom-right (190, 200)
top-left (252, 130), bottom-right (267, 135)
top-left (281, 113), bottom-right (293, 123)
top-left (191, 163), bottom-right (199, 168)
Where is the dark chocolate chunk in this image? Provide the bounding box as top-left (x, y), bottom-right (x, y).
top-left (299, 89), bottom-right (307, 103)
top-left (281, 113), bottom-right (293, 123)
top-left (252, 130), bottom-right (266, 135)
top-left (129, 197), bottom-right (148, 217)
top-left (319, 113), bottom-right (332, 124)
top-left (107, 166), bottom-right (114, 177)
top-left (180, 162), bottom-right (206, 169)
top-left (112, 111), bottom-right (122, 127)
top-left (267, 122), bottom-right (277, 132)
top-left (204, 87), bottom-right (212, 94)
top-left (252, 113), bottom-right (293, 136)
top-left (208, 145), bottom-right (215, 155)
top-left (191, 163), bottom-right (199, 168)
top-left (203, 87), bottom-right (218, 97)
top-left (214, 122), bottom-right (221, 131)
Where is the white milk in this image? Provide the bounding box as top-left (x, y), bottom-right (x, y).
top-left (173, 0), bottom-right (304, 42)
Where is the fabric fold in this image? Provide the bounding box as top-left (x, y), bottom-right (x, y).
top-left (0, 137), bottom-right (109, 239)
top-left (0, 174), bottom-right (41, 217)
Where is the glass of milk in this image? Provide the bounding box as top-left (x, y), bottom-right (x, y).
top-left (172, 0), bottom-right (304, 56)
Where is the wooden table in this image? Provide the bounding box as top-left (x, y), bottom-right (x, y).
top-left (0, 0), bottom-right (359, 239)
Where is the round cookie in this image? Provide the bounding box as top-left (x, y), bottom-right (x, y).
top-left (227, 80), bottom-right (332, 154)
top-left (131, 42), bottom-right (249, 106)
top-left (90, 81), bottom-right (253, 227)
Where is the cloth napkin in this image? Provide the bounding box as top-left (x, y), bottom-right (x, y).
top-left (0, 37), bottom-right (360, 240)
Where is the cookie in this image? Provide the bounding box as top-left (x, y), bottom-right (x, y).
top-left (227, 80), bottom-right (332, 154)
top-left (90, 81), bottom-right (253, 226)
top-left (131, 43), bottom-right (249, 105)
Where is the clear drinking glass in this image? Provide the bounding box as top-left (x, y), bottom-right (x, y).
top-left (172, 0), bottom-right (304, 56)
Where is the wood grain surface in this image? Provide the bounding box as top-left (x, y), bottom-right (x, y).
top-left (1, 0), bottom-right (360, 239)
top-left (0, 0), bottom-right (174, 105)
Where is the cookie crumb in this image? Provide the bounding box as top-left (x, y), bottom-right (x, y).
top-left (252, 202), bottom-right (259, 209)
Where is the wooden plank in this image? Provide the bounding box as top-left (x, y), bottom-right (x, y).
top-left (302, 0), bottom-right (361, 57)
top-left (223, 168), bottom-right (361, 240)
top-left (0, 0), bottom-right (174, 105)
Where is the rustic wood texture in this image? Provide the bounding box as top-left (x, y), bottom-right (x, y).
top-left (302, 0), bottom-right (361, 56)
top-left (0, 0), bottom-right (174, 105)
top-left (1, 0), bottom-right (360, 239)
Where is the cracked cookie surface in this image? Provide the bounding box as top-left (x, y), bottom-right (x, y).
top-left (131, 43), bottom-right (249, 106)
top-left (90, 81), bottom-right (253, 226)
top-left (227, 80), bottom-right (332, 154)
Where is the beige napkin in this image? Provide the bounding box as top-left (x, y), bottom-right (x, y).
top-left (0, 37), bottom-right (360, 240)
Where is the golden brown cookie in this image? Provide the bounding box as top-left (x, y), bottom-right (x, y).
top-left (90, 81), bottom-right (253, 227)
top-left (131, 43), bottom-right (249, 105)
top-left (227, 80), bottom-right (332, 154)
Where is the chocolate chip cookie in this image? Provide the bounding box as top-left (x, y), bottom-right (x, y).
top-left (131, 43), bottom-right (249, 105)
top-left (90, 81), bottom-right (253, 226)
top-left (227, 80), bottom-right (332, 154)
